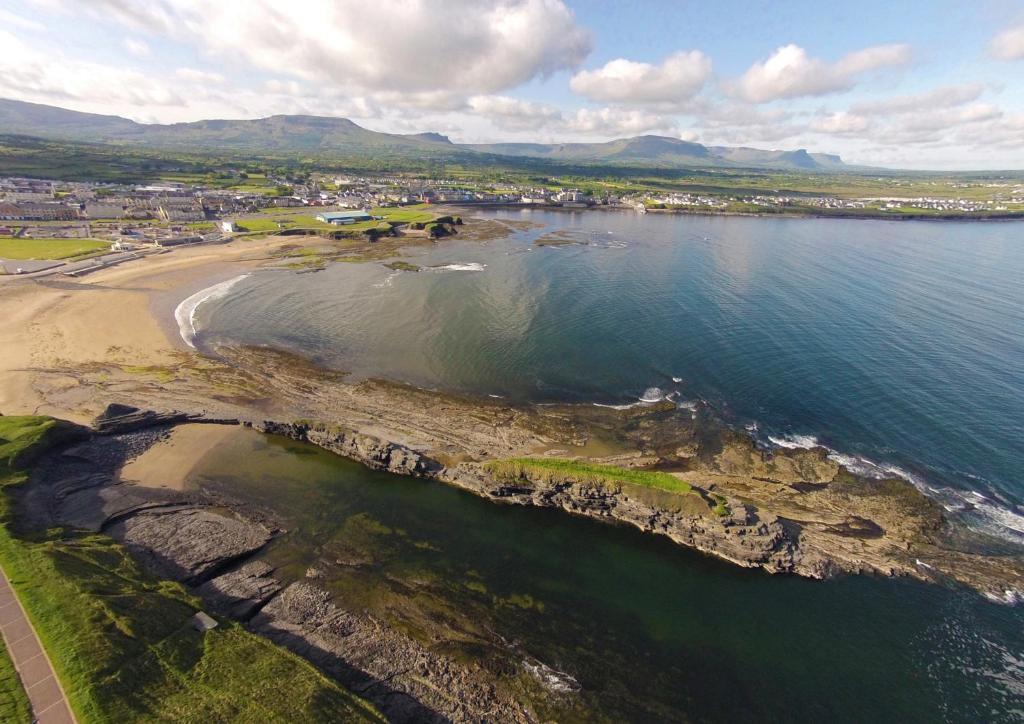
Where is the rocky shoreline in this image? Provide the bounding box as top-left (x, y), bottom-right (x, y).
top-left (250, 416), bottom-right (1022, 599)
top-left (14, 393), bottom-right (1024, 719)
top-left (18, 407), bottom-right (554, 723)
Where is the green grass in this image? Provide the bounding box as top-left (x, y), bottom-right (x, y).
top-left (710, 493), bottom-right (731, 517)
top-left (0, 238), bottom-right (110, 261)
top-left (0, 416), bottom-right (385, 723)
top-left (486, 457), bottom-right (693, 494)
top-left (383, 261), bottom-right (420, 272)
top-left (236, 218), bottom-right (285, 233)
top-left (0, 634), bottom-right (31, 724)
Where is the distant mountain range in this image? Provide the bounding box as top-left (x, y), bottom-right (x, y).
top-left (0, 98), bottom-right (850, 172)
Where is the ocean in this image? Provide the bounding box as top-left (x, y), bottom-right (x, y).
top-left (188, 208), bottom-right (1024, 720)
top-left (195, 208), bottom-right (1024, 545)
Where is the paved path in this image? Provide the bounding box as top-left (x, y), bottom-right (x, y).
top-left (0, 567), bottom-right (75, 724)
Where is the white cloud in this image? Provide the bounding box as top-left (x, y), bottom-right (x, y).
top-left (467, 95), bottom-right (562, 131)
top-left (123, 37), bottom-right (151, 57)
top-left (45, 0), bottom-right (590, 106)
top-left (0, 30), bottom-right (183, 110)
top-left (811, 111), bottom-right (871, 135)
top-left (990, 23), bottom-right (1024, 60)
top-left (691, 102), bottom-right (804, 144)
top-left (569, 50), bottom-right (711, 106)
top-left (896, 103), bottom-right (1002, 134)
top-left (850, 83), bottom-right (985, 115)
top-left (466, 97), bottom-right (676, 138)
top-left (564, 107), bottom-right (677, 136)
top-left (0, 8), bottom-right (44, 30)
top-left (733, 43), bottom-right (911, 103)
top-left (175, 67), bottom-right (227, 84)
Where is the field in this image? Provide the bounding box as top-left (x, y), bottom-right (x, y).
top-left (0, 416), bottom-right (384, 723)
top-left (237, 205), bottom-right (439, 235)
top-left (0, 238), bottom-right (110, 260)
top-left (486, 457), bottom-right (693, 494)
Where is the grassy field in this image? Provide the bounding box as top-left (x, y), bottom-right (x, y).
top-left (237, 205), bottom-right (439, 236)
top-left (0, 634), bottom-right (30, 724)
top-left (0, 238), bottom-right (110, 260)
top-left (486, 457), bottom-right (693, 494)
top-left (0, 416), bottom-right (384, 723)
top-left (235, 217), bottom-right (285, 233)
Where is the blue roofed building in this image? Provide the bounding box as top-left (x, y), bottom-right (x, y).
top-left (315, 210), bottom-right (373, 225)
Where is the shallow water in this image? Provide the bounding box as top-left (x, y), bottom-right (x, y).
top-left (191, 429), bottom-right (1024, 722)
top-left (198, 209), bottom-right (1024, 544)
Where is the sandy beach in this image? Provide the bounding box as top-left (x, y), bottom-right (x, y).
top-left (116, 422), bottom-right (243, 490)
top-left (0, 236), bottom-right (296, 423)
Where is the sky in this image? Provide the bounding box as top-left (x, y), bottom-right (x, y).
top-left (1, 0), bottom-right (1023, 169)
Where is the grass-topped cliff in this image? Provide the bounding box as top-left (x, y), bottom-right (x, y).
top-left (0, 415), bottom-right (384, 723)
top-left (484, 457), bottom-right (734, 518)
top-left (486, 457), bottom-right (693, 494)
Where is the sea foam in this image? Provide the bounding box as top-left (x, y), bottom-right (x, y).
top-left (428, 262), bottom-right (486, 272)
top-left (174, 274), bottom-right (249, 348)
top-left (766, 431), bottom-right (1024, 545)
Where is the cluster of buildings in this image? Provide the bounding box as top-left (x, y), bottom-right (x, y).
top-left (3, 171), bottom-right (1020, 241)
top-left (643, 193), bottom-right (728, 210)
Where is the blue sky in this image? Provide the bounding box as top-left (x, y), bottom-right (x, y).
top-left (1, 0), bottom-right (1023, 169)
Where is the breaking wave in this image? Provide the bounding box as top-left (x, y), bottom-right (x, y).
top-left (593, 386), bottom-right (671, 410)
top-left (764, 432), bottom-right (1024, 545)
top-left (428, 262), bottom-right (486, 272)
top-left (174, 274), bottom-right (250, 349)
top-left (373, 271), bottom-right (400, 289)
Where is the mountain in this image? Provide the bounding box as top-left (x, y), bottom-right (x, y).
top-left (0, 98), bottom-right (850, 171)
top-left (467, 135), bottom-right (713, 164)
top-left (469, 136), bottom-right (846, 170)
top-left (0, 99), bottom-right (451, 156)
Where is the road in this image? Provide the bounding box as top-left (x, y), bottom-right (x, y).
top-left (0, 567), bottom-right (75, 724)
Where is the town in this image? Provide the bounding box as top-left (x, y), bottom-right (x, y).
top-left (2, 170), bottom-right (1023, 276)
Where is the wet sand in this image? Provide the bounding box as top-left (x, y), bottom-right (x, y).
top-left (0, 236), bottom-right (296, 422)
top-left (116, 423), bottom-right (243, 490)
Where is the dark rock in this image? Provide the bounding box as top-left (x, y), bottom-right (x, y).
top-left (197, 560), bottom-right (282, 620)
top-left (108, 508), bottom-right (272, 584)
top-left (92, 403), bottom-right (191, 435)
top-left (256, 421), bottom-right (443, 477)
top-left (251, 581), bottom-right (533, 724)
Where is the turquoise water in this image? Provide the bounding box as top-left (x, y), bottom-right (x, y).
top-left (199, 209), bottom-right (1024, 544)
top-left (192, 429), bottom-right (1024, 722)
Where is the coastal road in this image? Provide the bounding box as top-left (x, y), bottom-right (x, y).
top-left (0, 566), bottom-right (76, 724)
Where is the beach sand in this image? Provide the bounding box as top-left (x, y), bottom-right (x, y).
top-left (0, 237), bottom-right (295, 422)
top-left (116, 423), bottom-right (243, 490)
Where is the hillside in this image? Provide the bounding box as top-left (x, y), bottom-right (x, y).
top-left (467, 135), bottom-right (847, 170)
top-left (0, 98), bottom-right (850, 171)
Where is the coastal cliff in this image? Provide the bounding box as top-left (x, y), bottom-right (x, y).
top-left (20, 412), bottom-right (551, 723)
top-left (241, 417), bottom-right (1022, 597)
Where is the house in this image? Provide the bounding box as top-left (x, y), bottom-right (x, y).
top-left (0, 202), bottom-right (79, 221)
top-left (84, 202), bottom-right (126, 219)
top-left (157, 202), bottom-right (206, 222)
top-left (270, 196), bottom-right (304, 207)
top-left (315, 210), bottom-right (372, 225)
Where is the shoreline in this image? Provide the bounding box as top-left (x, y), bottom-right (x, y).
top-left (0, 219), bottom-right (1021, 603)
top-left (453, 201), bottom-right (1024, 223)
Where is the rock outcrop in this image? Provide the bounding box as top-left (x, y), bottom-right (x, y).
top-left (254, 420), bottom-right (443, 477)
top-left (252, 581), bottom-right (533, 723)
top-left (441, 463), bottom-right (840, 578)
top-left (108, 508), bottom-right (273, 584)
top-left (22, 421), bottom-right (547, 723)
